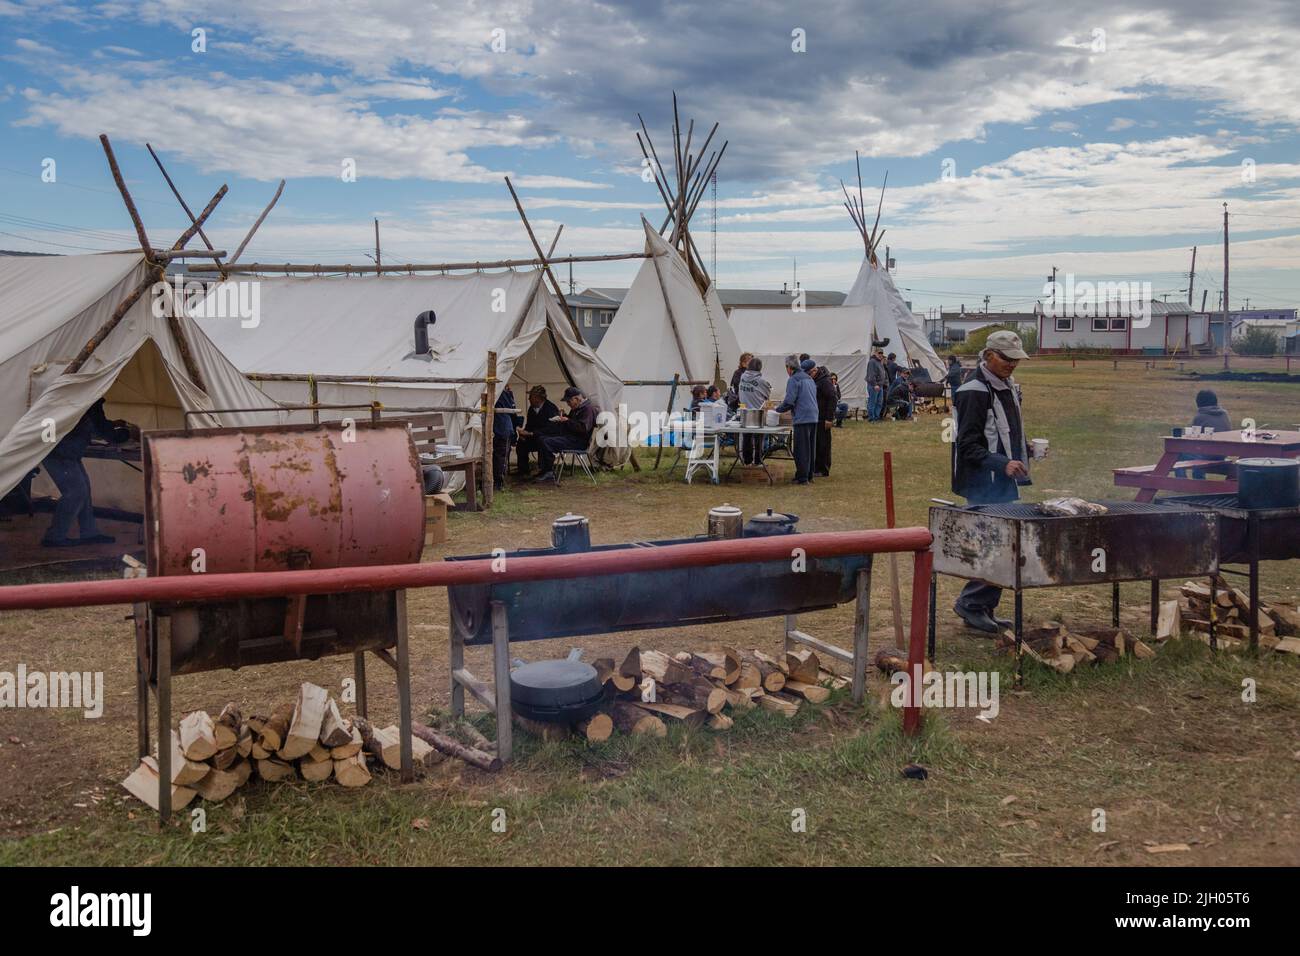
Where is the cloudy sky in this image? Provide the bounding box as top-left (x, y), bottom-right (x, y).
top-left (1, 0), bottom-right (1298, 313)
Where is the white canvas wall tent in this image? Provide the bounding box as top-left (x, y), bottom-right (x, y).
top-left (0, 252), bottom-right (284, 508)
top-left (597, 218), bottom-right (740, 419)
top-left (194, 268), bottom-right (626, 468)
top-left (729, 305), bottom-right (869, 409)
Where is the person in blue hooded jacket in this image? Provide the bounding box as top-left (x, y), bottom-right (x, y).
top-left (775, 355), bottom-right (819, 484)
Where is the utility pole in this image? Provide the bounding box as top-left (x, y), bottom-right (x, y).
top-left (373, 218), bottom-right (381, 277)
top-left (1048, 265), bottom-right (1058, 313)
top-left (983, 294), bottom-right (990, 314)
top-left (1222, 202), bottom-right (1230, 369)
top-left (1187, 245), bottom-right (1196, 306)
top-left (1201, 289), bottom-right (1208, 313)
top-left (568, 258), bottom-right (575, 295)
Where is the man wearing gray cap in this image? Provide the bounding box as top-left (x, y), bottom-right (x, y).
top-left (775, 355), bottom-right (818, 484)
top-left (950, 329), bottom-right (1030, 633)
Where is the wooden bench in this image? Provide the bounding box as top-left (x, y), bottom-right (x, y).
top-left (402, 412), bottom-right (482, 513)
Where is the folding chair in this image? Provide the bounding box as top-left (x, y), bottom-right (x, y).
top-left (555, 432), bottom-right (599, 486)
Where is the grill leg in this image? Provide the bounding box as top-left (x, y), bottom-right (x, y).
top-left (927, 571), bottom-right (937, 661)
top-left (1150, 579), bottom-right (1159, 636)
top-left (852, 568), bottom-right (870, 705)
top-left (1014, 588), bottom-right (1024, 688)
top-left (1112, 581), bottom-right (1120, 628)
top-left (491, 601), bottom-right (512, 763)
top-left (354, 652), bottom-right (368, 719)
top-left (1248, 515), bottom-right (1260, 652)
top-left (449, 609), bottom-right (465, 718)
top-left (156, 616), bottom-right (172, 827)
top-left (394, 590), bottom-right (414, 784)
top-left (1208, 576), bottom-right (1218, 652)
top-left (134, 603), bottom-right (149, 760)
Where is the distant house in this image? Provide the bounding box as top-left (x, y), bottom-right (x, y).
top-left (1037, 300), bottom-right (1210, 354)
top-left (718, 287), bottom-right (846, 316)
top-left (567, 289), bottom-right (622, 347)
top-left (1211, 308), bottom-right (1299, 349)
top-left (928, 310), bottom-right (1038, 345)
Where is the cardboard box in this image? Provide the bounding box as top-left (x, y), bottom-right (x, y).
top-left (424, 492), bottom-right (455, 548)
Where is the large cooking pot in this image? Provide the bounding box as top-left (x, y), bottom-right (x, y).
top-left (743, 509), bottom-right (799, 537)
top-left (1236, 458), bottom-right (1300, 510)
top-left (741, 407), bottom-right (763, 428)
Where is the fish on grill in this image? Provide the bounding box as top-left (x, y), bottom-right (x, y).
top-left (1036, 497), bottom-right (1109, 517)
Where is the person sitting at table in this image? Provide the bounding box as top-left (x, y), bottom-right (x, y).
top-left (831, 373), bottom-right (848, 427)
top-left (737, 357), bottom-right (771, 465)
top-left (688, 384), bottom-right (708, 416)
top-left (1181, 389), bottom-right (1232, 479)
top-left (706, 384), bottom-right (723, 403)
top-left (40, 398), bottom-right (132, 548)
top-left (535, 386), bottom-right (600, 482)
top-left (516, 385), bottom-right (559, 478)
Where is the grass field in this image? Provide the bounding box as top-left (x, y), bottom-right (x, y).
top-left (1, 358), bottom-right (1298, 866)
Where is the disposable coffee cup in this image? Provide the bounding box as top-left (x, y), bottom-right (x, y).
top-left (1030, 438), bottom-right (1049, 460)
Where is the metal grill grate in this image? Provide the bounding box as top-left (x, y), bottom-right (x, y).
top-left (1163, 493), bottom-right (1240, 509)
top-left (961, 500), bottom-right (1193, 520)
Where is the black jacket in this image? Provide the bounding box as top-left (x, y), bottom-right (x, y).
top-left (814, 369), bottom-right (837, 422)
top-left (49, 399), bottom-right (127, 461)
top-left (523, 399), bottom-right (560, 436)
top-left (951, 364), bottom-right (1026, 504)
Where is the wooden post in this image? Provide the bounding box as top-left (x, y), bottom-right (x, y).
top-left (374, 218), bottom-right (382, 277)
top-left (354, 652), bottom-right (368, 718)
top-left (503, 176), bottom-right (583, 340)
top-left (654, 372), bottom-right (680, 470)
top-left (146, 143), bottom-right (227, 279)
top-left (491, 602), bottom-right (512, 762)
top-left (394, 589), bottom-right (413, 783)
top-left (308, 376), bottom-right (319, 424)
top-left (229, 179), bottom-right (285, 265)
top-left (64, 270), bottom-right (161, 374)
top-left (884, 452), bottom-right (904, 645)
top-left (98, 134), bottom-right (153, 258)
top-left (646, 225), bottom-right (694, 380)
top-left (483, 351), bottom-right (497, 509)
top-left (852, 567), bottom-right (871, 704)
top-left (156, 616), bottom-right (172, 825)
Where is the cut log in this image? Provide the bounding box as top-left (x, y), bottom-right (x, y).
top-left (817, 669), bottom-right (850, 690)
top-left (706, 713), bottom-right (734, 731)
top-left (236, 722), bottom-right (253, 758)
top-left (719, 685), bottom-right (756, 710)
top-left (1267, 605), bottom-right (1299, 636)
top-left (330, 722), bottom-right (363, 759)
top-left (168, 730), bottom-right (211, 786)
top-left (659, 679), bottom-right (726, 714)
top-left (409, 722), bottom-right (501, 771)
top-left (783, 679), bottom-right (831, 703)
top-left (608, 701), bottom-right (667, 737)
top-left (299, 756), bottom-right (334, 782)
top-left (214, 703), bottom-right (241, 750)
top-left (1063, 635), bottom-right (1097, 665)
top-left (356, 721), bottom-right (406, 769)
top-left (688, 654), bottom-right (727, 681)
top-left (318, 697), bottom-right (353, 748)
top-left (640, 650), bottom-right (693, 686)
top-left (179, 710), bottom-right (218, 761)
top-left (735, 660), bottom-right (763, 690)
top-left (122, 756), bottom-right (197, 811)
top-left (1156, 600), bottom-right (1182, 641)
top-left (306, 741), bottom-right (331, 763)
top-left (333, 751), bottom-right (371, 787)
top-left (695, 649), bottom-right (740, 684)
top-left (785, 647), bottom-right (821, 684)
top-left (618, 646), bottom-right (642, 678)
top-left (1132, 638), bottom-right (1156, 660)
top-left (229, 757), bottom-right (252, 788)
top-left (1273, 636), bottom-right (1300, 655)
top-left (515, 715), bottom-right (571, 742)
top-left (256, 757), bottom-right (295, 782)
top-left (250, 741), bottom-right (271, 760)
top-left (593, 657), bottom-right (636, 693)
top-left (751, 649), bottom-right (790, 675)
top-left (576, 712), bottom-right (614, 742)
top-left (193, 766), bottom-right (242, 801)
top-left (757, 691), bottom-right (800, 718)
top-left (211, 746), bottom-right (238, 771)
top-left (874, 647), bottom-right (909, 676)
top-left (1180, 581), bottom-right (1212, 601)
top-left (742, 652), bottom-right (785, 692)
top-left (636, 701), bottom-right (707, 728)
top-left (279, 682), bottom-right (330, 759)
top-left (252, 703), bottom-right (293, 753)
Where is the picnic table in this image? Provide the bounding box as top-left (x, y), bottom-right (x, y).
top-left (1114, 429), bottom-right (1300, 502)
top-left (663, 420), bottom-right (794, 485)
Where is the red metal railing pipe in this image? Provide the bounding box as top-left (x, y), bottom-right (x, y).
top-left (0, 528), bottom-right (932, 612)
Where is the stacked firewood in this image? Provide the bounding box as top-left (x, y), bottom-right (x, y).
top-left (524, 646), bottom-right (849, 743)
top-left (1173, 578), bottom-right (1300, 653)
top-left (995, 621), bottom-right (1156, 673)
top-left (121, 682), bottom-right (457, 812)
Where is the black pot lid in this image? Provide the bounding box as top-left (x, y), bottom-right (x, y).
top-left (1237, 458), bottom-right (1297, 468)
top-left (749, 508), bottom-right (793, 523)
top-left (510, 659), bottom-right (603, 710)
